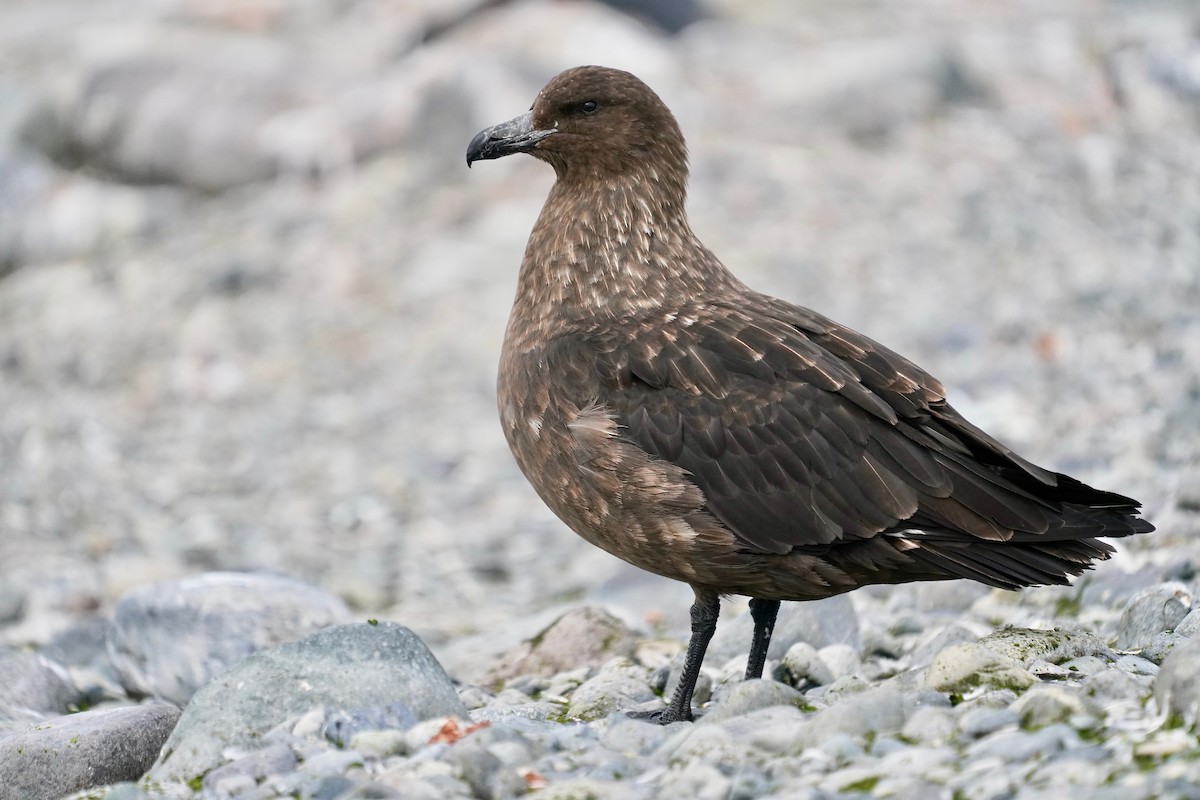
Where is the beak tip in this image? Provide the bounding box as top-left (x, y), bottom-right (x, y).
top-left (466, 129), bottom-right (491, 168)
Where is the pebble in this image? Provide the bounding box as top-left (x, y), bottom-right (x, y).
top-left (201, 742), bottom-right (297, 796)
top-left (322, 702), bottom-right (419, 747)
top-left (773, 641), bottom-right (835, 688)
top-left (966, 723), bottom-right (1078, 762)
top-left (565, 658), bottom-right (656, 721)
top-left (958, 706), bottom-right (1020, 739)
top-left (1010, 684), bottom-right (1095, 729)
top-left (901, 705), bottom-right (957, 744)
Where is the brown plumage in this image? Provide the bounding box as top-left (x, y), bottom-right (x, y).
top-left (466, 65), bottom-right (1154, 724)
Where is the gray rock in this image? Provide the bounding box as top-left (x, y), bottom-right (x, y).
top-left (0, 649), bottom-right (81, 731)
top-left (202, 742), bottom-right (297, 796)
top-left (1060, 655), bottom-right (1110, 678)
top-left (707, 595), bottom-right (860, 665)
top-left (1079, 568), bottom-right (1165, 610)
top-left (486, 606), bottom-right (638, 685)
top-left (656, 653), bottom-right (713, 708)
top-left (0, 151), bottom-right (169, 271)
top-left (0, 704), bottom-right (180, 800)
top-left (1027, 658), bottom-right (1071, 680)
top-left (1115, 583), bottom-right (1193, 651)
top-left (909, 622), bottom-right (981, 667)
top-left (599, 711), bottom-right (678, 755)
top-left (566, 658), bottom-right (657, 721)
top-left (1141, 631), bottom-right (1186, 665)
top-left (1154, 635), bottom-right (1200, 728)
top-left (586, 563), bottom-right (697, 638)
top-left (977, 627), bottom-right (1107, 667)
top-left (39, 618), bottom-right (111, 670)
top-left (700, 679), bottom-right (806, 723)
top-left (1114, 654), bottom-right (1160, 677)
top-left (63, 785), bottom-right (154, 800)
top-left (1009, 685), bottom-right (1094, 729)
top-left (444, 734), bottom-right (529, 800)
top-left (925, 642), bottom-right (1036, 695)
top-left (966, 723), bottom-right (1077, 762)
top-left (656, 722), bottom-right (761, 773)
top-left (349, 728), bottom-right (408, 756)
top-left (817, 644), bottom-right (862, 681)
top-left (0, 582), bottom-right (24, 625)
top-left (322, 702), bottom-right (418, 746)
top-left (793, 686), bottom-right (907, 747)
top-left (710, 703), bottom-right (811, 756)
top-left (149, 622), bottom-right (465, 785)
top-left (958, 706), bottom-right (1019, 739)
top-left (534, 778), bottom-right (633, 800)
top-left (773, 641), bottom-right (835, 689)
top-left (915, 580), bottom-right (990, 613)
top-left (1082, 667), bottom-right (1146, 705)
top-left (107, 572), bottom-right (351, 706)
top-left (900, 705), bottom-right (956, 744)
top-left (1175, 608), bottom-right (1200, 638)
top-left (42, 619), bottom-right (124, 705)
top-left (653, 759), bottom-right (732, 799)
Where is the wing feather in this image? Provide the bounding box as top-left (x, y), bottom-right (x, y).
top-left (564, 299), bottom-right (1148, 567)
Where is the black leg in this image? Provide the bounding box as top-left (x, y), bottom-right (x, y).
top-left (745, 598), bottom-right (780, 680)
top-left (629, 588), bottom-right (720, 724)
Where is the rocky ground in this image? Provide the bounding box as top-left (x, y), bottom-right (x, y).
top-left (1, 0), bottom-right (1199, 798)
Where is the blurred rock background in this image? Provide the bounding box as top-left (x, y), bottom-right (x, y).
top-left (1, 0), bottom-right (1197, 664)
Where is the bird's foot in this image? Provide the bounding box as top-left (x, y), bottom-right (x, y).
top-left (626, 706), bottom-right (694, 725)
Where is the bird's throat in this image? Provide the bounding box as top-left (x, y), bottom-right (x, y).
top-left (510, 176), bottom-right (736, 338)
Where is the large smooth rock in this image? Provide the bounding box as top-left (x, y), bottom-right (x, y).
top-left (976, 627), bottom-right (1107, 667)
top-left (148, 622), bottom-right (466, 785)
top-left (107, 572), bottom-right (351, 706)
top-left (0, 704), bottom-right (180, 800)
top-left (925, 642), bottom-right (1036, 695)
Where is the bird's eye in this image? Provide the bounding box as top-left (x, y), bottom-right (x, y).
top-left (579, 100), bottom-right (599, 115)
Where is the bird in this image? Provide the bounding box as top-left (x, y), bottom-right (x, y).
top-left (465, 65), bottom-right (1154, 724)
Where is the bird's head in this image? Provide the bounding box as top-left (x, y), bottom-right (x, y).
top-left (466, 66), bottom-right (688, 185)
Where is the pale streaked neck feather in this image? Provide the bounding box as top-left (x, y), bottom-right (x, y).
top-left (509, 167), bottom-right (743, 341)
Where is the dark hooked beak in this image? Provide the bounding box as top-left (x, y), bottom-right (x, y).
top-left (465, 111), bottom-right (557, 167)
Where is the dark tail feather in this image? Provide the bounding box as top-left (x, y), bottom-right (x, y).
top-left (899, 533), bottom-right (1117, 590)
